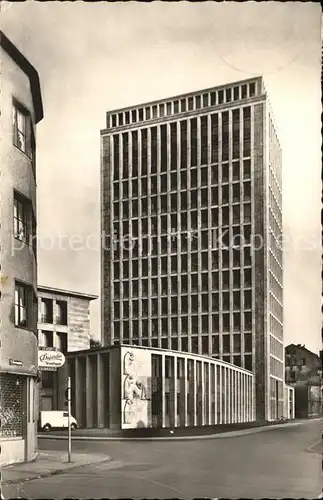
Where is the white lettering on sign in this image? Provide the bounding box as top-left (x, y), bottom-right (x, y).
top-left (38, 349), bottom-right (65, 369)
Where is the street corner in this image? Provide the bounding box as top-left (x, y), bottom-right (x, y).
top-left (0, 451), bottom-right (112, 487)
top-left (306, 439), bottom-right (323, 456)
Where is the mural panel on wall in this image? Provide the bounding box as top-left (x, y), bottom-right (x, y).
top-left (121, 347), bottom-right (152, 429)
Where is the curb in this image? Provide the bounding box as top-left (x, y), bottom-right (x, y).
top-left (305, 439), bottom-right (323, 456)
top-left (38, 421), bottom-right (302, 442)
top-left (1, 456), bottom-right (112, 486)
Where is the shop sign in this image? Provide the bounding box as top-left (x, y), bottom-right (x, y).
top-left (38, 348), bottom-right (65, 370)
top-left (9, 358), bottom-right (23, 366)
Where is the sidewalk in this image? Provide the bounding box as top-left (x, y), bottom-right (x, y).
top-left (1, 450), bottom-right (111, 486)
top-left (38, 419), bottom-right (305, 442)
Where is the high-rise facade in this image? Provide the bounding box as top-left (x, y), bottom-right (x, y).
top-left (101, 76), bottom-right (284, 421)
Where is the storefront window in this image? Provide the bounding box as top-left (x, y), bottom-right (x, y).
top-left (0, 374), bottom-right (24, 438)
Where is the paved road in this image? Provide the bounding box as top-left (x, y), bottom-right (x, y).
top-left (3, 419), bottom-right (322, 499)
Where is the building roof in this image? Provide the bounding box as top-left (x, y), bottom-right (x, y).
top-left (37, 285), bottom-right (98, 301)
top-left (0, 30), bottom-right (43, 123)
top-left (285, 343), bottom-right (320, 359)
top-left (66, 343), bottom-right (254, 374)
top-left (103, 75), bottom-right (264, 117)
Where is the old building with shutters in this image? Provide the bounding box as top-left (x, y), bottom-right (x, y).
top-left (0, 31), bottom-right (43, 466)
top-left (285, 343), bottom-right (322, 418)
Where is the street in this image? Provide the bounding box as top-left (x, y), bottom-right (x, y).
top-left (3, 420), bottom-right (322, 499)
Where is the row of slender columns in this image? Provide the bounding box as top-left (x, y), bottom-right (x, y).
top-left (73, 354), bottom-right (105, 428)
top-left (158, 355), bottom-right (253, 428)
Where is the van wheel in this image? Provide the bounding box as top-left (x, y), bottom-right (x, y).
top-left (71, 423), bottom-right (77, 430)
top-left (43, 424), bottom-right (51, 432)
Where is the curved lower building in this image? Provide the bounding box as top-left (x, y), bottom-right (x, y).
top-left (0, 31), bottom-right (43, 465)
top-left (61, 344), bottom-right (254, 429)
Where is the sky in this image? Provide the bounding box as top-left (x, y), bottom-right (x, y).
top-left (1, 1), bottom-right (322, 353)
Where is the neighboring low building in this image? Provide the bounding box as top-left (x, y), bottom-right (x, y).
top-left (37, 286), bottom-right (97, 411)
top-left (285, 344), bottom-right (322, 418)
top-left (59, 344), bottom-right (255, 429)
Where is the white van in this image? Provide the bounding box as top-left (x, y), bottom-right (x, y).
top-left (39, 411), bottom-right (78, 432)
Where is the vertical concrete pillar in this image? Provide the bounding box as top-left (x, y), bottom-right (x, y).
top-left (237, 372), bottom-right (241, 423)
top-left (75, 357), bottom-right (82, 426)
top-left (248, 376), bottom-right (251, 421)
top-left (97, 353), bottom-right (104, 428)
top-left (230, 370), bottom-right (234, 424)
top-left (53, 299), bottom-right (58, 325)
top-left (241, 373), bottom-right (244, 422)
top-left (161, 354), bottom-right (165, 428)
top-left (224, 367), bottom-right (227, 424)
top-left (219, 366), bottom-right (223, 424)
top-left (229, 369), bottom-right (233, 423)
top-left (234, 371), bottom-right (237, 423)
top-left (247, 375), bottom-right (250, 421)
top-left (57, 364), bottom-right (68, 410)
top-left (214, 365), bottom-right (218, 425)
top-left (86, 356), bottom-right (93, 428)
top-left (207, 363), bottom-right (214, 425)
top-left (231, 370), bottom-right (234, 423)
top-left (243, 374), bottom-right (245, 421)
top-left (240, 374), bottom-right (243, 423)
top-left (184, 357), bottom-right (188, 427)
top-left (201, 362), bottom-right (205, 426)
top-left (38, 297), bottom-right (42, 323)
top-left (250, 376), bottom-right (254, 421)
top-left (174, 355), bottom-right (178, 428)
top-left (193, 359), bottom-right (197, 427)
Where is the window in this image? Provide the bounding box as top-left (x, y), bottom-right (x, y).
top-left (56, 300), bottom-right (68, 325)
top-left (0, 374), bottom-right (24, 437)
top-left (12, 102), bottom-right (33, 157)
top-left (40, 298), bottom-right (53, 324)
top-left (42, 330), bottom-right (53, 347)
top-left (15, 282), bottom-right (33, 328)
top-left (249, 82), bottom-right (256, 97)
top-left (57, 332), bottom-right (68, 354)
top-left (14, 192), bottom-right (34, 244)
top-left (222, 334), bottom-right (230, 353)
top-left (41, 371), bottom-right (54, 389)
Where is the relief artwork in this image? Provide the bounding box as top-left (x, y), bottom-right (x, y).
top-left (123, 351), bottom-right (149, 425)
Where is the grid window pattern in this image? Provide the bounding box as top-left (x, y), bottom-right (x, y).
top-left (102, 76), bottom-right (288, 426)
top-left (107, 94), bottom-right (255, 370)
top-left (267, 114), bottom-right (284, 397)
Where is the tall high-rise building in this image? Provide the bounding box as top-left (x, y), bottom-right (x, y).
top-left (101, 76), bottom-right (284, 421)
